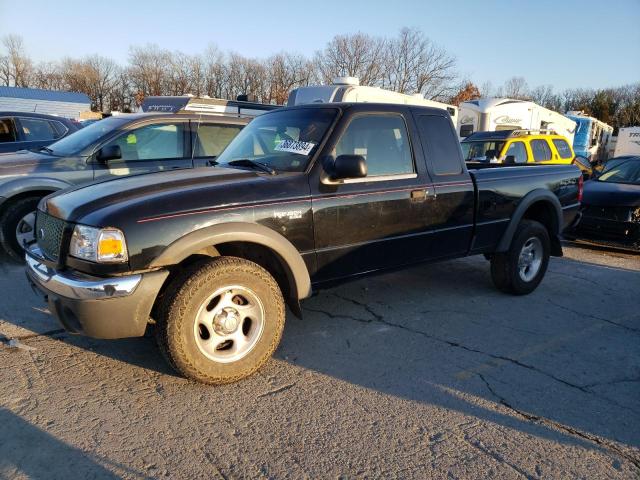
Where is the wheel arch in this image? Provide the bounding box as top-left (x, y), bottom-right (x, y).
top-left (496, 189), bottom-right (563, 256)
top-left (150, 222), bottom-right (312, 317)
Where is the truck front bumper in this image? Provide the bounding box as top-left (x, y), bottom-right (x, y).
top-left (25, 247), bottom-right (169, 339)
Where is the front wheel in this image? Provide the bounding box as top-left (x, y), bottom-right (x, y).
top-left (0, 196), bottom-right (41, 262)
top-left (155, 256), bottom-right (285, 384)
top-left (490, 220), bottom-right (550, 295)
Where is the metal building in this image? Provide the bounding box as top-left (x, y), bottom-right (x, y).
top-left (0, 86), bottom-right (91, 119)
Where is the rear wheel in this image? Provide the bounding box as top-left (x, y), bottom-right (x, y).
top-left (155, 256), bottom-right (285, 384)
top-left (490, 220), bottom-right (550, 295)
top-left (0, 196), bottom-right (41, 262)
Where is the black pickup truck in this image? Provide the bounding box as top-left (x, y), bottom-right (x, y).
top-left (26, 103), bottom-right (582, 384)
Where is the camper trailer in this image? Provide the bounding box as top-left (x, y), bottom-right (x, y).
top-left (565, 111), bottom-right (614, 162)
top-left (287, 77), bottom-right (458, 126)
top-left (613, 127), bottom-right (640, 157)
top-left (141, 95), bottom-right (278, 118)
top-left (458, 98), bottom-right (576, 144)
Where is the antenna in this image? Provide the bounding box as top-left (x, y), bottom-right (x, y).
top-left (192, 113), bottom-right (203, 162)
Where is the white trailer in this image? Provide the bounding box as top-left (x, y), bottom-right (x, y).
top-left (613, 127), bottom-right (640, 157)
top-left (458, 98), bottom-right (576, 144)
top-left (565, 111), bottom-right (614, 162)
top-left (288, 77), bottom-right (458, 126)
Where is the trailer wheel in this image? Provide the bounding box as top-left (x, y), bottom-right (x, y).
top-left (155, 256), bottom-right (285, 384)
top-left (490, 220), bottom-right (550, 295)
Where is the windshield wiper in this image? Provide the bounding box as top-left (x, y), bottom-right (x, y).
top-left (226, 159), bottom-right (276, 175)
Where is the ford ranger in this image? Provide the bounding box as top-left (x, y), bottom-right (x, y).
top-left (25, 103), bottom-right (582, 384)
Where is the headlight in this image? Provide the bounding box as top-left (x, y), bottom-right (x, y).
top-left (69, 225), bottom-right (128, 263)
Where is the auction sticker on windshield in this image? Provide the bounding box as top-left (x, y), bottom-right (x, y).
top-left (274, 140), bottom-right (315, 155)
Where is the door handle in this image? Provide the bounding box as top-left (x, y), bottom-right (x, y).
top-left (410, 188), bottom-right (434, 201)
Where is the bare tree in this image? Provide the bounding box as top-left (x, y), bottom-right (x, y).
top-left (128, 44), bottom-right (171, 97)
top-left (202, 44), bottom-right (226, 99)
top-left (383, 28), bottom-right (457, 100)
top-left (314, 32), bottom-right (386, 86)
top-left (0, 34), bottom-right (33, 87)
top-left (501, 76), bottom-right (529, 99)
top-left (266, 52), bottom-right (313, 104)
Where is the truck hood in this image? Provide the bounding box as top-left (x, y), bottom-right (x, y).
top-left (43, 166), bottom-right (261, 222)
top-left (583, 179), bottom-right (640, 207)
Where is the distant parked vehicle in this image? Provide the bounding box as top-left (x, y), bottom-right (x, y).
top-left (457, 98), bottom-right (577, 143)
top-left (565, 156), bottom-right (640, 251)
top-left (287, 77), bottom-right (459, 126)
top-left (0, 111), bottom-right (79, 154)
top-left (461, 129), bottom-right (577, 164)
top-left (141, 95), bottom-right (278, 117)
top-left (565, 111), bottom-right (613, 163)
top-left (0, 112), bottom-right (249, 260)
top-left (613, 127), bottom-right (640, 157)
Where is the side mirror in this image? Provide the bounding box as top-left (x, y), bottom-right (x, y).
top-left (96, 145), bottom-right (121, 163)
top-left (504, 155), bottom-right (516, 164)
top-left (330, 154), bottom-right (367, 180)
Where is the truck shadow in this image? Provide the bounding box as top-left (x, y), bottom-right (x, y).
top-left (0, 408), bottom-right (152, 479)
top-left (1, 251), bottom-right (639, 460)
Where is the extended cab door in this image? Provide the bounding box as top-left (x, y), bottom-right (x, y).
top-left (309, 107), bottom-right (436, 281)
top-left (412, 111), bottom-right (475, 258)
top-left (92, 119), bottom-right (192, 180)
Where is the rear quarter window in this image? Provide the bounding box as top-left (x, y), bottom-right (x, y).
top-left (417, 115), bottom-right (463, 175)
top-left (531, 139), bottom-right (552, 162)
top-left (552, 138), bottom-right (573, 159)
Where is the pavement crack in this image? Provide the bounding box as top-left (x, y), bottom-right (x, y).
top-left (547, 299), bottom-right (640, 334)
top-left (0, 329), bottom-right (66, 343)
top-left (257, 382), bottom-right (296, 398)
top-left (581, 377), bottom-right (640, 389)
top-left (464, 435), bottom-right (536, 479)
top-left (477, 373), bottom-right (640, 471)
top-left (331, 292), bottom-right (383, 321)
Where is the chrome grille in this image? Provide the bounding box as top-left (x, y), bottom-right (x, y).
top-left (35, 212), bottom-right (67, 261)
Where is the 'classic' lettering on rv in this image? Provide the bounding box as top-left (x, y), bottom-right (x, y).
top-left (494, 115), bottom-right (522, 125)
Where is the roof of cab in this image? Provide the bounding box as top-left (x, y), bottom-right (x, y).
top-left (462, 129), bottom-right (568, 142)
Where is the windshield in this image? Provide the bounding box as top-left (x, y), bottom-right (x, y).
top-left (598, 159), bottom-right (640, 185)
top-left (47, 117), bottom-right (130, 156)
top-left (461, 141), bottom-right (505, 162)
top-left (216, 108), bottom-right (337, 172)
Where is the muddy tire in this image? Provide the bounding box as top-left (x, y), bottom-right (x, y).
top-left (155, 256), bottom-right (285, 384)
top-left (490, 220), bottom-right (550, 295)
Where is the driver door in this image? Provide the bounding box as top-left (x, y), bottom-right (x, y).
top-left (93, 119), bottom-right (192, 180)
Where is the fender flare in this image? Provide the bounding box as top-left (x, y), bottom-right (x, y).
top-left (496, 189), bottom-right (563, 253)
top-left (150, 222), bottom-right (312, 300)
top-left (0, 177), bottom-right (71, 207)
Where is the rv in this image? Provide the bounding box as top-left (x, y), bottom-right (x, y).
top-left (141, 95), bottom-right (278, 118)
top-left (613, 127), bottom-right (640, 157)
top-left (458, 98), bottom-right (576, 144)
top-left (287, 77), bottom-right (458, 126)
top-left (565, 111), bottom-right (614, 162)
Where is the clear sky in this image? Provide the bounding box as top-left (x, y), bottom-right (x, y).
top-left (1, 0), bottom-right (638, 91)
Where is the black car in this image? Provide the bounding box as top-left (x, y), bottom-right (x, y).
top-left (567, 156), bottom-right (640, 250)
top-left (0, 112), bottom-right (249, 260)
top-left (0, 111), bottom-right (79, 154)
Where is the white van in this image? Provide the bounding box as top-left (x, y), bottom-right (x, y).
top-left (613, 127), bottom-right (640, 157)
top-left (458, 98), bottom-right (576, 144)
top-left (288, 77), bottom-right (458, 126)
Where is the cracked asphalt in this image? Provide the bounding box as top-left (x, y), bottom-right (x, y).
top-left (1, 243), bottom-right (639, 479)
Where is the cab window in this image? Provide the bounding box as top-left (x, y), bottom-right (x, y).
top-left (531, 139), bottom-right (552, 162)
top-left (103, 123), bottom-right (186, 161)
top-left (334, 114), bottom-right (414, 176)
top-left (552, 138), bottom-right (573, 159)
top-left (505, 141), bottom-right (527, 163)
